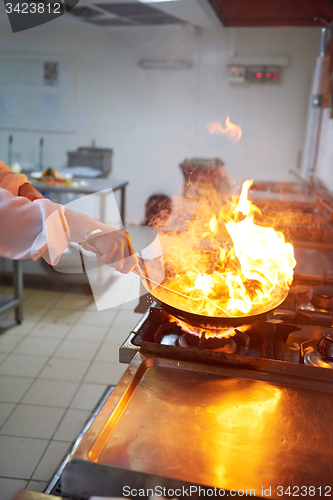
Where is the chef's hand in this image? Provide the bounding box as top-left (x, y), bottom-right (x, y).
top-left (65, 210), bottom-right (140, 274)
top-left (19, 183), bottom-right (45, 201)
top-left (82, 229), bottom-right (140, 274)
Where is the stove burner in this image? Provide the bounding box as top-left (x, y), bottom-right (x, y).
top-left (317, 327), bottom-right (333, 362)
top-left (176, 319), bottom-right (238, 349)
top-left (310, 285), bottom-right (333, 311)
top-left (178, 333), bottom-right (237, 353)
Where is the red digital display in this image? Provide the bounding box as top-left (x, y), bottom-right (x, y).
top-left (256, 72), bottom-right (262, 79)
top-left (266, 73), bottom-right (272, 78)
top-left (273, 73), bottom-right (278, 79)
top-left (231, 66), bottom-right (237, 72)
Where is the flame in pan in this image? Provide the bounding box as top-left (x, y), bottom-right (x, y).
top-left (148, 180), bottom-right (296, 318)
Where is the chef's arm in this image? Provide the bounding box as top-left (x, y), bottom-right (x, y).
top-left (0, 161), bottom-right (31, 195)
top-left (19, 182), bottom-right (45, 201)
top-left (0, 161), bottom-right (44, 201)
top-left (0, 188), bottom-right (138, 274)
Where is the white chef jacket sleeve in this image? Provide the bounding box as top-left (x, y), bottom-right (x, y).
top-left (0, 188), bottom-right (69, 265)
top-left (0, 161), bottom-right (30, 195)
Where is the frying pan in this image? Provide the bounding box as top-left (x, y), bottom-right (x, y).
top-left (139, 253), bottom-right (289, 329)
top-left (142, 280), bottom-right (288, 329)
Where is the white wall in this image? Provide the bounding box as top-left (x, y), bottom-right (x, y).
top-left (0, 22), bottom-right (320, 223)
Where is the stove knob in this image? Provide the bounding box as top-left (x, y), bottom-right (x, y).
top-left (317, 328), bottom-right (333, 362)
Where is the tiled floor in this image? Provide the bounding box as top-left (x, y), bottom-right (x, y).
top-left (0, 273), bottom-right (142, 500)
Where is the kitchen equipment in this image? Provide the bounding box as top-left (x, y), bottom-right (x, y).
top-left (67, 147), bottom-right (113, 178)
top-left (141, 276), bottom-right (287, 328)
top-left (179, 158), bottom-right (228, 200)
top-left (301, 28), bottom-right (332, 184)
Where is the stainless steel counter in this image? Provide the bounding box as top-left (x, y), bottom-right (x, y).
top-left (60, 352), bottom-right (333, 499)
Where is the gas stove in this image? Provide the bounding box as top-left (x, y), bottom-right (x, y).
top-left (120, 279), bottom-right (333, 370)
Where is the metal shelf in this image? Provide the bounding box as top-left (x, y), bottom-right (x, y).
top-left (0, 260), bottom-right (23, 324)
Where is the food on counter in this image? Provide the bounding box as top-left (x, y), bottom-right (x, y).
top-left (31, 166), bottom-right (73, 185)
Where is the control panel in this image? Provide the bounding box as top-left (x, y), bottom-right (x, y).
top-left (229, 65), bottom-right (282, 83)
top-left (227, 57), bottom-right (288, 84)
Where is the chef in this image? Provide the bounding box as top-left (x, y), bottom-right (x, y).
top-left (0, 160), bottom-right (138, 273)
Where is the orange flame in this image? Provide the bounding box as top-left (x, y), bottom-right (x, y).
top-left (177, 320), bottom-right (251, 340)
top-left (207, 116), bottom-right (242, 144)
top-left (148, 180), bottom-right (296, 318)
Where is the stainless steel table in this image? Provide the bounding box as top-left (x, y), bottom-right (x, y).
top-left (0, 259), bottom-right (23, 324)
top-left (29, 177), bottom-right (129, 226)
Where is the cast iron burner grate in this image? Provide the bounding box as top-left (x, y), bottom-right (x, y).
top-left (132, 305), bottom-right (302, 361)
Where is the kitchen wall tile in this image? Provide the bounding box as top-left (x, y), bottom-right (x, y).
top-left (68, 324), bottom-right (108, 342)
top-left (0, 334), bottom-right (22, 354)
top-left (13, 336), bottom-right (61, 357)
top-left (53, 408), bottom-right (91, 442)
top-left (70, 383), bottom-right (107, 411)
top-left (42, 309), bottom-right (82, 325)
top-left (0, 375), bottom-right (34, 403)
top-left (0, 354), bottom-right (48, 377)
top-left (0, 404), bottom-right (65, 439)
top-left (0, 402), bottom-right (15, 428)
top-left (84, 360), bottom-right (126, 385)
top-left (22, 379), bottom-right (79, 408)
top-left (29, 322), bottom-right (72, 340)
top-left (26, 480), bottom-right (48, 493)
top-left (54, 339), bottom-right (99, 361)
top-left (0, 478), bottom-right (28, 500)
top-left (39, 357), bottom-right (90, 382)
top-left (0, 435), bottom-right (48, 479)
top-left (95, 342), bottom-right (119, 363)
top-left (32, 440), bottom-right (71, 481)
top-left (76, 310), bottom-right (117, 327)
